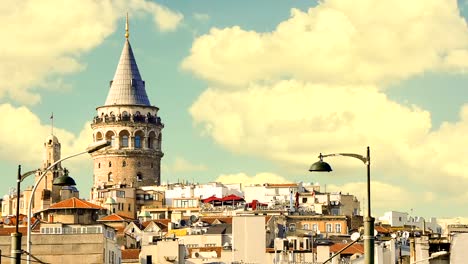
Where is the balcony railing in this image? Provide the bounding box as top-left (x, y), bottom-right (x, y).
top-left (93, 115), bottom-right (163, 126)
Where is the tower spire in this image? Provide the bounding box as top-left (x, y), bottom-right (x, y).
top-left (125, 13), bottom-right (129, 39)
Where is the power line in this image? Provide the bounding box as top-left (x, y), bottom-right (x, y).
top-left (0, 254), bottom-right (50, 264)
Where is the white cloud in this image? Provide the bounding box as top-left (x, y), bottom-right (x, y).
top-left (182, 0), bottom-right (468, 87)
top-left (169, 157), bottom-right (208, 173)
top-left (1, 0), bottom-right (182, 104)
top-left (183, 0), bottom-right (468, 216)
top-left (215, 172), bottom-right (290, 185)
top-left (193, 13), bottom-right (210, 22)
top-left (0, 104), bottom-right (93, 165)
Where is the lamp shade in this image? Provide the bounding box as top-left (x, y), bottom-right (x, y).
top-left (309, 160), bottom-right (333, 172)
top-left (53, 169), bottom-right (77, 186)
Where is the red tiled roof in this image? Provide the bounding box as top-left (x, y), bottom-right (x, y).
top-left (0, 227), bottom-right (27, 236)
top-left (375, 225), bottom-right (391, 234)
top-left (330, 243), bottom-right (364, 254)
top-left (50, 197), bottom-right (104, 210)
top-left (201, 217), bottom-right (233, 224)
top-left (98, 213), bottom-right (134, 222)
top-left (122, 249), bottom-right (140, 260)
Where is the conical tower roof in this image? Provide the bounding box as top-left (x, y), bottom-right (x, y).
top-left (104, 16), bottom-right (151, 106)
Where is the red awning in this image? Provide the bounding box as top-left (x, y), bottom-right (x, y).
top-left (202, 195), bottom-right (222, 203)
top-left (221, 194), bottom-right (245, 202)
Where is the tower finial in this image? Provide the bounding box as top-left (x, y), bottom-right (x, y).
top-left (125, 13), bottom-right (129, 39)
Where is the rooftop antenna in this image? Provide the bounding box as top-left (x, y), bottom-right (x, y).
top-left (125, 12), bottom-right (129, 39)
top-left (50, 113), bottom-right (54, 135)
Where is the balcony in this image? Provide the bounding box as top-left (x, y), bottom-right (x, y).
top-left (92, 114), bottom-right (164, 127)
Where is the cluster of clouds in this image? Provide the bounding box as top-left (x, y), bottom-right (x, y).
top-left (184, 0), bottom-right (468, 216)
top-left (0, 0), bottom-right (183, 187)
top-left (1, 0), bottom-right (183, 105)
top-left (2, 0), bottom-right (468, 216)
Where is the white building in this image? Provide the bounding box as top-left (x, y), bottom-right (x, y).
top-left (378, 211), bottom-right (441, 234)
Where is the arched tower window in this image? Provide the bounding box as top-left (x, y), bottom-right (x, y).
top-left (134, 131), bottom-right (144, 149)
top-left (96, 132), bottom-right (103, 141)
top-left (157, 133), bottom-right (162, 150)
top-left (137, 173), bottom-right (143, 182)
top-left (108, 172), bottom-right (113, 182)
top-left (148, 131), bottom-right (156, 149)
top-left (122, 161), bottom-right (126, 167)
top-left (119, 130), bottom-right (130, 148)
top-left (105, 131), bottom-right (115, 146)
top-left (109, 161), bottom-right (112, 167)
top-left (98, 163), bottom-right (101, 169)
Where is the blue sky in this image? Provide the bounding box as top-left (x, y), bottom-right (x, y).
top-left (2, 0), bottom-right (468, 219)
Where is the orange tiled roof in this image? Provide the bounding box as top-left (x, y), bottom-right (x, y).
top-left (330, 243), bottom-right (364, 254)
top-left (98, 213), bottom-right (134, 222)
top-left (375, 225), bottom-right (391, 234)
top-left (201, 216), bottom-right (233, 225)
top-left (0, 227), bottom-right (27, 236)
top-left (49, 197), bottom-right (104, 210)
top-left (122, 248), bottom-right (140, 260)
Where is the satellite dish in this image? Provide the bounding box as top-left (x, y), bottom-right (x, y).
top-left (4, 218), bottom-right (11, 225)
top-left (351, 232), bottom-right (360, 241)
top-left (402, 231), bottom-right (410, 239)
top-left (190, 215), bottom-right (198, 222)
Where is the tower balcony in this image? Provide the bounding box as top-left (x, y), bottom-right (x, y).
top-left (92, 114), bottom-right (164, 127)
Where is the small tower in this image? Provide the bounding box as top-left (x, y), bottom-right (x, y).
top-left (90, 15), bottom-right (164, 218)
top-left (33, 134), bottom-right (64, 212)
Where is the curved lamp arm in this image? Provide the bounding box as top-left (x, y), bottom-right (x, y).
top-left (319, 152), bottom-right (368, 164)
top-left (20, 170), bottom-right (40, 182)
top-left (26, 140), bottom-right (110, 264)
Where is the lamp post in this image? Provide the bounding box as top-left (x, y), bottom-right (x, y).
top-left (309, 146), bottom-right (374, 264)
top-left (26, 140), bottom-right (110, 264)
top-left (11, 166), bottom-right (38, 264)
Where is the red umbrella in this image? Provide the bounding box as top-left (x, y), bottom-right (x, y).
top-left (222, 194), bottom-right (244, 205)
top-left (202, 195), bottom-right (222, 204)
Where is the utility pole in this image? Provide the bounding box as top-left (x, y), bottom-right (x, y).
top-left (10, 165), bottom-right (22, 264)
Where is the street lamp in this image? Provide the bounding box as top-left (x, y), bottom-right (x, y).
top-left (10, 166), bottom-right (38, 264)
top-left (309, 146), bottom-right (374, 264)
top-left (26, 140), bottom-right (110, 264)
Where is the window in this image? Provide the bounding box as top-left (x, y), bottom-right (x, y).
top-left (117, 191), bottom-right (125, 198)
top-left (312, 224), bottom-right (318, 232)
top-left (137, 173), bottom-right (143, 181)
top-left (134, 135), bottom-right (141, 148)
top-left (122, 161), bottom-right (126, 167)
top-left (110, 136), bottom-right (115, 146)
top-left (128, 203), bottom-right (131, 212)
top-left (326, 223), bottom-right (332, 233)
top-left (303, 224), bottom-right (309, 230)
top-left (302, 197), bottom-right (308, 203)
top-left (98, 163), bottom-right (101, 169)
top-left (335, 223), bottom-right (342, 233)
top-left (108, 172), bottom-right (113, 182)
top-left (109, 161), bottom-right (112, 167)
top-left (121, 135), bottom-right (128, 147)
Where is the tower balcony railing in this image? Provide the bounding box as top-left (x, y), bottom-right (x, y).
top-left (93, 115), bottom-right (163, 126)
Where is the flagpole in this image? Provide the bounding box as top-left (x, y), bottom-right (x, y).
top-left (50, 113), bottom-right (54, 135)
